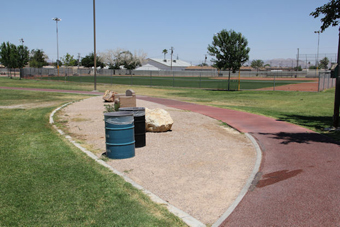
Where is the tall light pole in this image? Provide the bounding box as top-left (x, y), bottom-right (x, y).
top-left (93, 0), bottom-right (97, 91)
top-left (314, 30), bottom-right (321, 74)
top-left (52, 17), bottom-right (61, 77)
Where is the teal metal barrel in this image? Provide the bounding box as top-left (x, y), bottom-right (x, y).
top-left (104, 112), bottom-right (135, 159)
top-left (119, 107), bottom-right (146, 148)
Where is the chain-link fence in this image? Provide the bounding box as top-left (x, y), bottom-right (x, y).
top-left (19, 67), bottom-right (310, 78)
top-left (17, 67), bottom-right (324, 91)
top-left (0, 68), bottom-right (20, 77)
top-left (318, 72), bottom-right (336, 92)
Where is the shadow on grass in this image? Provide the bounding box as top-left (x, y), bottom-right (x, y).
top-left (278, 114), bottom-right (333, 131)
top-left (258, 131), bottom-right (340, 146)
top-left (275, 114), bottom-right (340, 143)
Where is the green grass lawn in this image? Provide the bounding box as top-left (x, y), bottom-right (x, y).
top-left (1, 77), bottom-right (338, 141)
top-left (165, 88), bottom-right (340, 140)
top-left (37, 75), bottom-right (310, 90)
top-left (0, 77), bottom-right (339, 226)
top-left (0, 89), bottom-right (185, 227)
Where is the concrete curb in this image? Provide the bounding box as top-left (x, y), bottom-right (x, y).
top-left (211, 133), bottom-right (262, 227)
top-left (49, 102), bottom-right (206, 227)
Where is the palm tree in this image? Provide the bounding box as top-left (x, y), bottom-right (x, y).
top-left (162, 49), bottom-right (168, 60)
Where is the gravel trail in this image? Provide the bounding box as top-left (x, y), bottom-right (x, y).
top-left (59, 96), bottom-right (256, 225)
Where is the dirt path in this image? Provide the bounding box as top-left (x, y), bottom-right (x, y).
top-left (58, 96), bottom-right (257, 225)
top-left (257, 81), bottom-right (318, 91)
top-left (213, 77), bottom-right (319, 92)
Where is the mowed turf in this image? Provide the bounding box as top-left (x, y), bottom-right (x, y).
top-left (0, 89), bottom-right (185, 227)
top-left (38, 75), bottom-right (311, 90)
top-left (1, 76), bottom-right (338, 142)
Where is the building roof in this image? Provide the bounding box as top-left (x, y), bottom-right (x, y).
top-left (185, 66), bottom-right (217, 70)
top-left (148, 58), bottom-right (192, 67)
top-left (135, 63), bottom-right (160, 71)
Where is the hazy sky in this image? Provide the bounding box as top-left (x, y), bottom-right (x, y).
top-left (1, 0), bottom-right (338, 65)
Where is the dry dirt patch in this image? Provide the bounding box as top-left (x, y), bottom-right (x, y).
top-left (0, 101), bottom-right (62, 109)
top-left (58, 96), bottom-right (256, 225)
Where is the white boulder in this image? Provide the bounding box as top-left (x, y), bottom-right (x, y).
top-left (145, 108), bottom-right (173, 132)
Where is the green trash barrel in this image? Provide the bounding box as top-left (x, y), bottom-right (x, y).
top-left (119, 107), bottom-right (146, 148)
top-left (104, 112), bottom-right (135, 159)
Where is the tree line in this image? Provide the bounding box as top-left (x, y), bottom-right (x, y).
top-left (0, 41), bottom-right (147, 71)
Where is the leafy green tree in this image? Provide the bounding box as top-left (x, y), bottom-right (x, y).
top-left (197, 63), bottom-right (209, 67)
top-left (319, 57), bottom-right (330, 69)
top-left (162, 49), bottom-right (168, 60)
top-left (29, 49), bottom-right (48, 68)
top-left (0, 42), bottom-right (29, 79)
top-left (251, 59), bottom-right (264, 73)
top-left (81, 53), bottom-right (105, 68)
top-left (310, 0), bottom-right (340, 32)
top-left (311, 0), bottom-right (340, 128)
top-left (17, 45), bottom-right (29, 69)
top-left (207, 29), bottom-right (250, 90)
top-left (294, 66), bottom-right (303, 71)
top-left (0, 42), bottom-right (18, 69)
top-left (61, 53), bottom-right (77, 66)
top-left (53, 60), bottom-right (63, 67)
top-left (0, 42), bottom-right (29, 69)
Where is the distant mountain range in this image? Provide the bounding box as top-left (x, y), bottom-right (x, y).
top-left (258, 57), bottom-right (335, 68)
top-left (263, 58), bottom-right (309, 68)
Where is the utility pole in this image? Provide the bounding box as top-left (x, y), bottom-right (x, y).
top-left (170, 46), bottom-right (174, 71)
top-left (78, 53), bottom-right (80, 70)
top-left (296, 48), bottom-right (299, 71)
top-left (93, 0), bottom-right (97, 91)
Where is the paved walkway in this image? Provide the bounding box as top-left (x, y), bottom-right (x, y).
top-left (2, 87), bottom-right (340, 226)
top-left (138, 96), bottom-right (340, 227)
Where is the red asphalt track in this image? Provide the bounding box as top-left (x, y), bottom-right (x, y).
top-left (2, 87), bottom-right (340, 226)
top-left (138, 96), bottom-right (340, 227)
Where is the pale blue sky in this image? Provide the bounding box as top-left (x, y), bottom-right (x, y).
top-left (1, 0), bottom-right (338, 65)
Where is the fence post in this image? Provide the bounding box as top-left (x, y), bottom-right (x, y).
top-left (111, 69), bottom-right (113, 86)
top-left (173, 71), bottom-right (175, 87)
top-left (273, 72), bottom-right (276, 91)
top-left (150, 71), bottom-right (152, 87)
top-left (80, 70), bottom-right (82, 83)
top-left (323, 72), bottom-right (326, 91)
top-left (327, 73), bottom-right (330, 90)
top-left (199, 72), bottom-right (201, 88)
top-left (130, 73), bottom-right (132, 86)
top-left (318, 72), bottom-right (321, 92)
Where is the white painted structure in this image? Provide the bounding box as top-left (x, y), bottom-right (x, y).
top-left (136, 58), bottom-right (192, 71)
